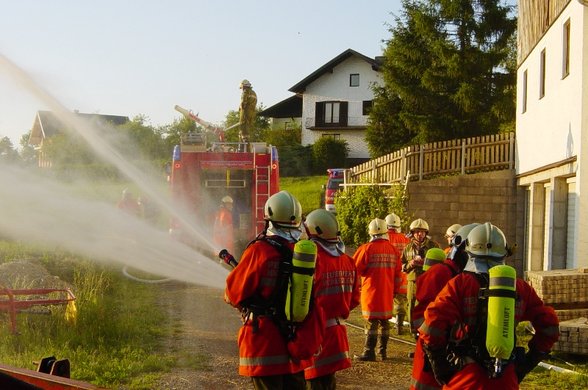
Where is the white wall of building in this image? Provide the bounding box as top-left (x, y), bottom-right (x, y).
top-left (300, 56), bottom-right (382, 159)
top-left (517, 2), bottom-right (588, 269)
top-left (516, 4), bottom-right (583, 174)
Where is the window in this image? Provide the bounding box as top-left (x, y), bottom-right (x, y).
top-left (315, 101), bottom-right (348, 127)
top-left (350, 73), bottom-right (360, 87)
top-left (539, 48), bottom-right (546, 99)
top-left (362, 100), bottom-right (373, 115)
top-left (324, 102), bottom-right (340, 124)
top-left (522, 70), bottom-right (527, 113)
top-left (563, 19), bottom-right (570, 78)
top-left (321, 133), bottom-right (341, 140)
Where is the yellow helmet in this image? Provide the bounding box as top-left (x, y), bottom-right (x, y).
top-left (409, 218), bottom-right (429, 232)
top-left (304, 209), bottom-right (339, 242)
top-left (423, 248), bottom-right (447, 271)
top-left (368, 218), bottom-right (387, 236)
top-left (240, 79), bottom-right (252, 89)
top-left (264, 190), bottom-right (302, 228)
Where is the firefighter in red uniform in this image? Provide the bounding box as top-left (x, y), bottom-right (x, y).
top-left (117, 188), bottom-right (140, 216)
top-left (353, 218), bottom-right (402, 361)
top-left (402, 218), bottom-right (439, 335)
top-left (410, 223), bottom-right (479, 390)
top-left (419, 223), bottom-right (560, 390)
top-left (443, 223), bottom-right (462, 255)
top-left (224, 191), bottom-right (324, 390)
top-left (213, 195), bottom-right (235, 254)
top-left (302, 209), bottom-right (360, 389)
top-left (386, 213), bottom-right (410, 335)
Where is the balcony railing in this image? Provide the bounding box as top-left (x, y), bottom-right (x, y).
top-left (304, 116), bottom-right (368, 129)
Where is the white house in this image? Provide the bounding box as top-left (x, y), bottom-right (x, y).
top-left (516, 0), bottom-right (588, 270)
top-left (263, 49), bottom-right (382, 165)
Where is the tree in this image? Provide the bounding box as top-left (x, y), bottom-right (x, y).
top-left (19, 132), bottom-right (37, 167)
top-left (0, 136), bottom-right (20, 165)
top-left (366, 0), bottom-right (517, 157)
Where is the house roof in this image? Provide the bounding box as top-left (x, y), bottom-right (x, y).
top-left (288, 48), bottom-right (382, 93)
top-left (29, 111), bottom-right (130, 146)
top-left (258, 95), bottom-right (302, 118)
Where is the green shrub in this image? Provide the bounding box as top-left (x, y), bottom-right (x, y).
top-left (336, 183), bottom-right (408, 247)
top-left (311, 138), bottom-right (349, 174)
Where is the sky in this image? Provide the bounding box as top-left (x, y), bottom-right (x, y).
top-left (0, 0), bottom-right (403, 147)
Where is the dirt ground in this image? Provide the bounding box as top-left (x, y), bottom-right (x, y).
top-left (154, 282), bottom-right (414, 390)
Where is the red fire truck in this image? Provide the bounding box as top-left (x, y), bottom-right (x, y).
top-left (169, 106), bottom-right (280, 256)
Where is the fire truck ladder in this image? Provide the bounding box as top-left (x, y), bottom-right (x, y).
top-left (254, 154), bottom-right (271, 231)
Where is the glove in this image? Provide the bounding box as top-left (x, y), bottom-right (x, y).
top-left (423, 344), bottom-right (455, 386)
top-left (515, 347), bottom-right (548, 383)
top-left (410, 256), bottom-right (424, 268)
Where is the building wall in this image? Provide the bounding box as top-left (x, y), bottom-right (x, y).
top-left (516, 1), bottom-right (588, 269)
top-left (407, 170), bottom-right (524, 274)
top-left (516, 3), bottom-right (582, 174)
top-left (301, 56), bottom-right (382, 159)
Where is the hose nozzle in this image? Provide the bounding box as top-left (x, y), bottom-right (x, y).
top-left (218, 249), bottom-right (238, 269)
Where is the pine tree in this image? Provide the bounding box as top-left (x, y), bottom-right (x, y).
top-left (367, 0), bottom-right (516, 157)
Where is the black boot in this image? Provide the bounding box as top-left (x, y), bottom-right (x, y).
top-left (379, 333), bottom-right (389, 360)
top-left (396, 314), bottom-right (405, 335)
top-left (354, 334), bottom-right (377, 361)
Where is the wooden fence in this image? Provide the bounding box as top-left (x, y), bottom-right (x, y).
top-left (346, 132), bottom-right (515, 184)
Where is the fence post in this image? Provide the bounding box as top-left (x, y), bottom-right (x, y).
top-left (461, 140), bottom-right (466, 175)
top-left (371, 159), bottom-right (376, 183)
top-left (509, 132), bottom-right (515, 170)
top-left (401, 149), bottom-right (406, 183)
top-left (419, 145), bottom-right (424, 181)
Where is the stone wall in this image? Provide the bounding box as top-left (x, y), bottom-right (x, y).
top-left (406, 170), bottom-right (525, 274)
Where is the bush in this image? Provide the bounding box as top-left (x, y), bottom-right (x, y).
top-left (311, 138), bottom-right (349, 174)
top-left (336, 183), bottom-right (408, 247)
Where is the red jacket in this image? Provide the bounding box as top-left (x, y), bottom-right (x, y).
top-left (410, 260), bottom-right (459, 390)
top-left (304, 243), bottom-right (360, 379)
top-left (225, 237), bottom-right (324, 377)
top-left (353, 238), bottom-right (401, 319)
top-left (419, 272), bottom-right (560, 390)
top-left (388, 231), bottom-right (410, 295)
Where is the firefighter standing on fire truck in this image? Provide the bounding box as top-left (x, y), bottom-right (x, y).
top-left (353, 218), bottom-right (402, 361)
top-left (386, 213), bottom-right (410, 335)
top-left (419, 223), bottom-right (559, 389)
top-left (401, 218), bottom-right (439, 335)
top-left (224, 191), bottom-right (324, 389)
top-left (239, 79), bottom-right (257, 143)
top-left (302, 209), bottom-right (360, 388)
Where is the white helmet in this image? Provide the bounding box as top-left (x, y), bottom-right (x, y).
top-left (466, 222), bottom-right (508, 258)
top-left (240, 79), bottom-right (252, 89)
top-left (368, 218), bottom-right (387, 236)
top-left (264, 190), bottom-right (302, 228)
top-left (409, 218), bottom-right (429, 232)
top-left (385, 213), bottom-right (401, 229)
top-left (445, 224), bottom-right (462, 239)
top-left (221, 196), bottom-right (233, 204)
top-left (305, 209), bottom-right (339, 243)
